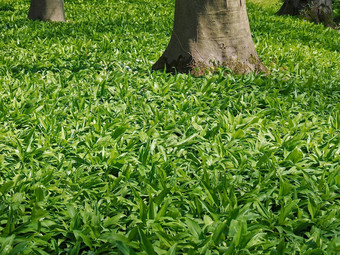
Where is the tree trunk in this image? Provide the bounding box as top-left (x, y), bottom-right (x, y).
top-left (277, 0), bottom-right (334, 27)
top-left (28, 0), bottom-right (65, 22)
top-left (152, 0), bottom-right (267, 76)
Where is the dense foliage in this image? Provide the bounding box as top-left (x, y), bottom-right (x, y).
top-left (0, 0), bottom-right (339, 254)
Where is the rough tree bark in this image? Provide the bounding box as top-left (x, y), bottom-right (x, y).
top-left (29, 0), bottom-right (65, 22)
top-left (277, 0), bottom-right (334, 27)
top-left (152, 0), bottom-right (267, 75)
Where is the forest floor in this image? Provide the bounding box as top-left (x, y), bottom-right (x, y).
top-left (0, 0), bottom-right (339, 254)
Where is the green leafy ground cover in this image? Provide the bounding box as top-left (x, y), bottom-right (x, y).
top-left (0, 0), bottom-right (339, 254)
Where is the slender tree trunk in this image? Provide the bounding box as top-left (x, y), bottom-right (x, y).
top-left (29, 0), bottom-right (65, 22)
top-left (278, 0), bottom-right (334, 27)
top-left (152, 0), bottom-right (266, 75)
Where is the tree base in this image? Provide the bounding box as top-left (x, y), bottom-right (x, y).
top-left (277, 0), bottom-right (334, 28)
top-left (152, 55), bottom-right (267, 76)
top-left (152, 0), bottom-right (267, 76)
top-left (28, 0), bottom-right (65, 22)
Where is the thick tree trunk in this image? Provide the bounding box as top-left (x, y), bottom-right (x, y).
top-left (277, 0), bottom-right (334, 27)
top-left (29, 0), bottom-right (65, 22)
top-left (152, 0), bottom-right (267, 75)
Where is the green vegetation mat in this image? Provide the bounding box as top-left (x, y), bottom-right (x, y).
top-left (0, 0), bottom-right (339, 254)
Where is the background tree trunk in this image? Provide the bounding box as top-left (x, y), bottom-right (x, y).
top-left (152, 0), bottom-right (266, 75)
top-left (29, 0), bottom-right (65, 22)
top-left (277, 0), bottom-right (334, 27)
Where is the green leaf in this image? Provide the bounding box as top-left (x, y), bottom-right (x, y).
top-left (73, 230), bottom-right (93, 250)
top-left (35, 187), bottom-right (44, 202)
top-left (224, 242), bottom-right (236, 255)
top-left (103, 213), bottom-right (125, 228)
top-left (138, 228), bottom-right (156, 255)
top-left (307, 197), bottom-right (316, 220)
top-left (212, 221), bottom-right (226, 244)
top-left (165, 243), bottom-right (177, 255)
top-left (0, 181), bottom-right (14, 194)
top-left (277, 238), bottom-right (285, 255)
top-left (112, 126), bottom-right (128, 139)
top-left (232, 129), bottom-right (245, 139)
top-left (286, 148), bottom-right (303, 164)
top-left (100, 232), bottom-right (130, 244)
top-left (117, 241), bottom-right (136, 255)
top-left (0, 235), bottom-right (15, 254)
top-left (155, 198), bottom-right (170, 220)
top-left (278, 200), bottom-right (298, 225)
top-left (8, 242), bottom-right (29, 255)
top-left (70, 241), bottom-right (81, 255)
top-left (228, 218), bottom-right (247, 247)
top-left (185, 218), bottom-right (202, 240)
top-left (154, 188), bottom-right (170, 205)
